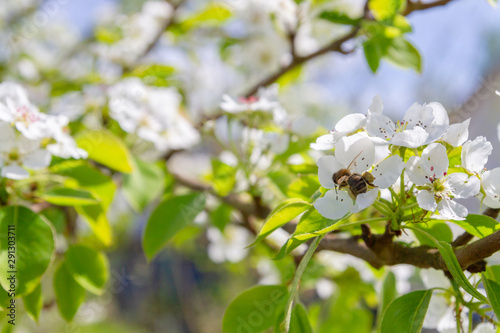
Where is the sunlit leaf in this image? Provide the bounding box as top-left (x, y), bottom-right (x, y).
top-left (385, 38), bottom-right (422, 73)
top-left (252, 199), bottom-right (311, 246)
top-left (223, 285), bottom-right (288, 333)
top-left (319, 11), bottom-right (361, 25)
top-left (41, 188), bottom-right (100, 206)
top-left (123, 157), bottom-right (165, 212)
top-left (380, 290), bottom-right (432, 333)
top-left (481, 275), bottom-right (500, 320)
top-left (369, 0), bottom-right (405, 21)
top-left (23, 283), bottom-right (42, 323)
top-left (76, 130), bottom-right (134, 173)
top-left (54, 262), bottom-right (86, 322)
top-left (76, 205), bottom-right (113, 247)
top-left (143, 193), bottom-right (206, 261)
top-left (65, 245), bottom-right (109, 295)
top-left (447, 214), bottom-right (500, 238)
top-left (0, 206), bottom-right (55, 296)
top-left (208, 160), bottom-right (237, 196)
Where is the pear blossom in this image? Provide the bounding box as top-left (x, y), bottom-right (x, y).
top-left (108, 78), bottom-right (200, 151)
top-left (314, 136), bottom-right (404, 219)
top-left (473, 323), bottom-right (497, 333)
top-left (310, 113), bottom-right (366, 150)
top-left (406, 143), bottom-right (480, 220)
top-left (0, 123), bottom-right (51, 179)
top-left (440, 118), bottom-right (470, 147)
top-left (0, 82), bottom-right (52, 139)
top-left (206, 225), bottom-right (251, 263)
top-left (220, 84), bottom-right (281, 114)
top-left (366, 99), bottom-right (449, 148)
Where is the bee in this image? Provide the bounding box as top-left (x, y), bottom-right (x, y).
top-left (332, 151), bottom-right (376, 199)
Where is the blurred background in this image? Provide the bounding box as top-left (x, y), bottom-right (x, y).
top-left (1, 0), bottom-right (500, 332)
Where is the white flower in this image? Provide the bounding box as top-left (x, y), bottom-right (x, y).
top-left (108, 78), bottom-right (199, 151)
top-left (314, 136), bottom-right (404, 219)
top-left (441, 118), bottom-right (470, 147)
top-left (220, 84), bottom-right (281, 114)
top-left (481, 168), bottom-right (500, 208)
top-left (473, 323), bottom-right (497, 333)
top-left (0, 123), bottom-right (51, 179)
top-left (366, 99), bottom-right (449, 148)
top-left (310, 113), bottom-right (366, 150)
top-left (206, 225), bottom-right (251, 263)
top-left (0, 82), bottom-right (51, 140)
top-left (406, 143), bottom-right (480, 220)
top-left (315, 278), bottom-right (335, 299)
top-left (461, 136), bottom-right (492, 174)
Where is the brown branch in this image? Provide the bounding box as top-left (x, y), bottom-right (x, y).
top-left (320, 210), bottom-right (500, 273)
top-left (244, 0), bottom-right (457, 97)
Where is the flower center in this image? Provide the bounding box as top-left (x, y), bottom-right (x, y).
top-left (238, 96), bottom-right (259, 104)
top-left (8, 149), bottom-right (20, 162)
top-left (395, 120), bottom-right (409, 132)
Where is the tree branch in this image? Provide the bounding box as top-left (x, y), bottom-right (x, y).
top-left (319, 209), bottom-right (500, 273)
top-left (244, 0), bottom-right (457, 97)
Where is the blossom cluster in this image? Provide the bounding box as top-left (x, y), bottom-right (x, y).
top-left (108, 77), bottom-right (200, 152)
top-left (0, 82), bottom-right (86, 180)
top-left (311, 95), bottom-right (500, 220)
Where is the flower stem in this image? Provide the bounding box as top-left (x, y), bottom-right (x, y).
top-left (281, 234), bottom-right (325, 333)
top-left (400, 170), bottom-right (406, 206)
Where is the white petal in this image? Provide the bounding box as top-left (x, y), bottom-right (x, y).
top-left (461, 136), bottom-right (492, 173)
top-left (420, 268), bottom-right (451, 290)
top-left (403, 102), bottom-right (435, 130)
top-left (317, 155), bottom-right (343, 189)
top-left (370, 136), bottom-right (391, 162)
top-left (351, 189), bottom-right (378, 213)
top-left (421, 143), bottom-right (449, 179)
top-left (314, 190), bottom-right (353, 220)
top-left (372, 155), bottom-right (405, 188)
top-left (417, 190), bottom-right (437, 212)
top-left (336, 136), bottom-right (375, 174)
top-left (437, 198), bottom-right (468, 220)
top-left (423, 294), bottom-right (448, 329)
top-left (365, 112), bottom-right (395, 140)
top-left (482, 193), bottom-right (500, 209)
top-left (334, 113), bottom-right (366, 133)
top-left (472, 323), bottom-right (497, 333)
top-left (482, 168), bottom-right (500, 204)
top-left (310, 133), bottom-right (335, 151)
top-left (426, 102), bottom-right (450, 143)
top-left (441, 118), bottom-right (470, 147)
top-left (22, 149), bottom-right (51, 170)
top-left (2, 164), bottom-right (29, 180)
top-left (368, 95), bottom-right (383, 114)
top-left (406, 156), bottom-right (431, 186)
top-left (445, 173), bottom-right (480, 199)
top-left (390, 127), bottom-right (429, 148)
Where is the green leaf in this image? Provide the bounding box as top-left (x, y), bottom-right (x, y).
top-left (293, 208), bottom-right (346, 240)
top-left (23, 283), bottom-right (42, 323)
top-left (274, 303), bottom-right (313, 333)
top-left (41, 188), bottom-right (100, 206)
top-left (377, 271), bottom-right (397, 330)
top-left (0, 206), bottom-right (55, 296)
top-left (210, 203), bottom-right (233, 232)
top-left (76, 205), bottom-right (113, 247)
top-left (54, 262), bottom-right (86, 322)
top-left (380, 290), bottom-right (432, 333)
top-left (363, 37), bottom-right (389, 73)
top-left (448, 214), bottom-right (500, 238)
top-left (412, 221), bottom-right (453, 247)
top-left (369, 0), bottom-right (405, 21)
top-left (289, 303), bottom-right (313, 333)
top-left (65, 245), bottom-right (109, 295)
top-left (127, 64), bottom-right (175, 87)
top-left (123, 157), bottom-right (165, 212)
top-left (208, 160), bottom-right (237, 196)
top-left (481, 275), bottom-right (500, 320)
top-left (75, 130), bottom-right (134, 173)
top-left (143, 193), bottom-right (206, 261)
top-left (409, 226), bottom-right (489, 303)
top-left (486, 265), bottom-right (500, 282)
top-left (222, 285), bottom-right (288, 333)
top-left (319, 11), bottom-right (361, 25)
top-left (252, 199), bottom-right (311, 246)
top-left (286, 175), bottom-right (320, 201)
top-left (51, 160), bottom-right (116, 207)
top-left (288, 164), bottom-right (318, 174)
top-left (181, 3), bottom-right (232, 30)
top-left (385, 38), bottom-right (422, 73)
